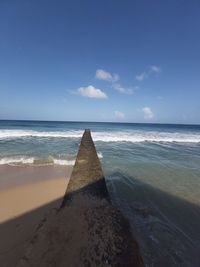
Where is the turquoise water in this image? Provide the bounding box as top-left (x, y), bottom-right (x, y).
top-left (0, 120), bottom-right (200, 167)
top-left (1, 120), bottom-right (200, 266)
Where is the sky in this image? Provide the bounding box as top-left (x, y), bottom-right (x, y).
top-left (0, 0), bottom-right (200, 124)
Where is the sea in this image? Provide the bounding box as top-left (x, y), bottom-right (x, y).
top-left (0, 120), bottom-right (200, 266)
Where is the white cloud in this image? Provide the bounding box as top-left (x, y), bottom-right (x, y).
top-left (77, 85), bottom-right (107, 99)
top-left (135, 72), bottom-right (148, 81)
top-left (112, 83), bottom-right (133, 95)
top-left (142, 107), bottom-right (154, 119)
top-left (95, 69), bottom-right (119, 82)
top-left (150, 65), bottom-right (161, 73)
top-left (95, 69), bottom-right (136, 96)
top-left (95, 68), bottom-right (137, 96)
top-left (135, 65), bottom-right (161, 81)
top-left (115, 110), bottom-right (125, 120)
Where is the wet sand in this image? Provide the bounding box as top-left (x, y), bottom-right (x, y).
top-left (0, 165), bottom-right (72, 191)
top-left (0, 165), bottom-right (72, 267)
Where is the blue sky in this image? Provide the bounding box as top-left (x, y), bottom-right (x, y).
top-left (0, 0), bottom-right (200, 123)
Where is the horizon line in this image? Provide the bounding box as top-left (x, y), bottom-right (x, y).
top-left (0, 119), bottom-right (199, 126)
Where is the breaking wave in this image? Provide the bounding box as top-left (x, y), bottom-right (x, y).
top-left (0, 156), bottom-right (75, 166)
top-left (52, 158), bottom-right (75, 166)
top-left (0, 129), bottom-right (200, 143)
top-left (0, 130), bottom-right (83, 139)
top-left (0, 157), bottom-right (35, 165)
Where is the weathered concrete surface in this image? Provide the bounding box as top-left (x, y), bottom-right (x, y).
top-left (17, 130), bottom-right (143, 267)
top-left (61, 129), bottom-right (109, 205)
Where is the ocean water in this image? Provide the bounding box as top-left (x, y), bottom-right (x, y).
top-left (1, 120), bottom-right (200, 266)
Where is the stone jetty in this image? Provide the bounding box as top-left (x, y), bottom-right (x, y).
top-left (61, 129), bottom-right (109, 206)
top-left (18, 130), bottom-right (143, 267)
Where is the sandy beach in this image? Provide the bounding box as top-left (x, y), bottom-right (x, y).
top-left (0, 165), bottom-right (72, 267)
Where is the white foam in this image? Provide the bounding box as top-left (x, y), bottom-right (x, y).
top-left (0, 157), bottom-right (34, 165)
top-left (0, 129), bottom-right (200, 143)
top-left (0, 130), bottom-right (83, 139)
top-left (97, 152), bottom-right (103, 159)
top-left (0, 156), bottom-right (75, 166)
top-left (92, 131), bottom-right (200, 143)
top-left (53, 158), bottom-right (75, 165)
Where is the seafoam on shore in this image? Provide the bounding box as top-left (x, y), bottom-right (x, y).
top-left (0, 152), bottom-right (103, 166)
top-left (0, 156), bottom-right (76, 166)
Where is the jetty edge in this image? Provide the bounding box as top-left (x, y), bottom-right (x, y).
top-left (17, 129), bottom-right (143, 267)
top-left (61, 128), bottom-right (109, 206)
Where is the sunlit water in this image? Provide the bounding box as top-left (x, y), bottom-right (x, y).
top-left (0, 120), bottom-right (200, 266)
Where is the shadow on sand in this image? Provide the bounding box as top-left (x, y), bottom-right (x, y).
top-left (0, 178), bottom-right (143, 267)
top-left (0, 175), bottom-right (200, 266)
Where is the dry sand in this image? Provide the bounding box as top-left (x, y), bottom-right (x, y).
top-left (0, 165), bottom-right (72, 267)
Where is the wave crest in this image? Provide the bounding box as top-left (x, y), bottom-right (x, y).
top-left (0, 157), bottom-right (34, 165)
top-left (0, 156), bottom-right (75, 166)
top-left (0, 129), bottom-right (200, 143)
top-left (0, 129), bottom-right (83, 139)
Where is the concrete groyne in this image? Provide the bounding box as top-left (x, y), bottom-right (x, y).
top-left (18, 130), bottom-right (143, 267)
top-left (61, 129), bottom-right (109, 206)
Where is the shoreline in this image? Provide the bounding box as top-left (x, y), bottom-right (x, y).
top-left (0, 165), bottom-right (73, 221)
top-left (0, 160), bottom-right (76, 167)
top-left (0, 164), bottom-right (73, 191)
top-left (0, 165), bottom-right (72, 266)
